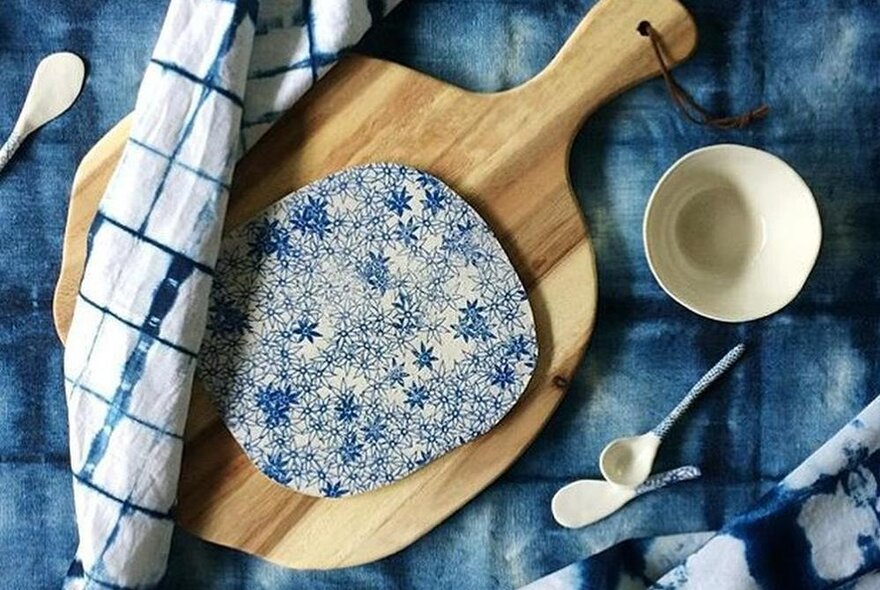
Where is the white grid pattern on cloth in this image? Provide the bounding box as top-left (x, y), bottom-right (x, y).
top-left (62, 1), bottom-right (401, 587)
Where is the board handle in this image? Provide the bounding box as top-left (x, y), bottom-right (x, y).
top-left (511, 0), bottom-right (697, 135)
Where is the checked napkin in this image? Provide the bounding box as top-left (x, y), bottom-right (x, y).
top-left (62, 1), bottom-right (401, 587)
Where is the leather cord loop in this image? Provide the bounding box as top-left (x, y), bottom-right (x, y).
top-left (638, 20), bottom-right (769, 129)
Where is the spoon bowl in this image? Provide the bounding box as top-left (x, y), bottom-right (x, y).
top-left (552, 479), bottom-right (636, 529)
top-left (599, 433), bottom-right (660, 487)
top-left (17, 52), bottom-right (85, 134)
top-left (0, 52), bottom-right (85, 173)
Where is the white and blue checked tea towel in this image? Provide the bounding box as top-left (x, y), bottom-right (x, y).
top-left (62, 1), bottom-right (401, 587)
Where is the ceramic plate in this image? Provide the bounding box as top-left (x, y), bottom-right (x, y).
top-left (199, 163), bottom-right (538, 497)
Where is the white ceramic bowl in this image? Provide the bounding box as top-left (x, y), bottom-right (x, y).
top-left (644, 144), bottom-right (821, 322)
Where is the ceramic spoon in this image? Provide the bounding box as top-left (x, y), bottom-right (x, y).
top-left (599, 343), bottom-right (745, 487)
top-left (0, 52), bottom-right (85, 174)
top-left (552, 465), bottom-right (701, 528)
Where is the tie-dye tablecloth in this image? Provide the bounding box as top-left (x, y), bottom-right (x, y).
top-left (2, 0), bottom-right (879, 588)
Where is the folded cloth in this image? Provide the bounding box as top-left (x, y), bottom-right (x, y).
top-left (62, 1), bottom-right (400, 587)
top-left (522, 394), bottom-right (880, 589)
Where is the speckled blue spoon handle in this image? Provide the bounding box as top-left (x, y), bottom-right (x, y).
top-left (652, 344), bottom-right (745, 440)
top-left (634, 465), bottom-right (702, 496)
top-left (0, 131), bottom-right (24, 174)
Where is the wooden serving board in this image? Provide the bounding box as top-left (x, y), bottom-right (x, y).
top-left (53, 0), bottom-right (696, 569)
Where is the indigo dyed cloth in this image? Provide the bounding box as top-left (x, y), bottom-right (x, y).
top-left (524, 394), bottom-right (880, 589)
top-left (60, 0), bottom-right (399, 587)
top-left (1, 0), bottom-right (879, 589)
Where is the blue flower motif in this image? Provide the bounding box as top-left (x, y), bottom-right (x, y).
top-left (412, 342), bottom-right (438, 371)
top-left (361, 415), bottom-right (386, 443)
top-left (339, 432), bottom-right (363, 464)
top-left (376, 163), bottom-right (398, 182)
top-left (248, 219), bottom-right (292, 260)
top-left (392, 291), bottom-right (420, 335)
top-left (262, 452), bottom-right (293, 485)
top-left (440, 218), bottom-right (486, 266)
top-left (505, 334), bottom-right (533, 361)
top-left (369, 454), bottom-right (390, 479)
top-left (256, 385), bottom-right (299, 428)
top-left (387, 360), bottom-right (409, 386)
top-left (336, 391), bottom-right (360, 423)
top-left (489, 364), bottom-right (517, 389)
top-left (290, 196), bottom-right (332, 238)
top-left (422, 185), bottom-right (446, 215)
top-left (385, 189), bottom-right (412, 216)
top-left (405, 383), bottom-right (429, 409)
top-left (291, 318), bottom-right (321, 343)
top-left (455, 219), bottom-right (475, 237)
top-left (208, 294), bottom-right (249, 337)
top-left (395, 219), bottom-right (419, 246)
top-left (453, 300), bottom-right (494, 342)
top-left (320, 481), bottom-right (349, 498)
top-left (359, 251), bottom-right (391, 293)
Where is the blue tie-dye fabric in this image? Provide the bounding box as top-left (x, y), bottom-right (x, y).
top-left (1, 0), bottom-right (878, 588)
top-left (524, 396), bottom-right (880, 589)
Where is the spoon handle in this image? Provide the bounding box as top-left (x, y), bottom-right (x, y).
top-left (0, 130), bottom-right (24, 174)
top-left (634, 465), bottom-right (702, 496)
top-left (652, 343), bottom-right (745, 439)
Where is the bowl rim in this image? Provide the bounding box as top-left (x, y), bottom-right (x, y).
top-left (642, 143), bottom-right (823, 323)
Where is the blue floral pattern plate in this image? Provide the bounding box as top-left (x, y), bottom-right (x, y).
top-left (199, 163), bottom-right (537, 497)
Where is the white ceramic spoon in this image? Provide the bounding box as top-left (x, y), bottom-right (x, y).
top-left (0, 52), bottom-right (85, 174)
top-left (552, 465), bottom-right (701, 528)
top-left (599, 343), bottom-right (745, 487)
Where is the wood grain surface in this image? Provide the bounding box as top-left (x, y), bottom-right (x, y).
top-left (53, 0), bottom-right (696, 569)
